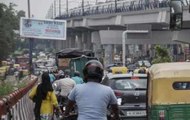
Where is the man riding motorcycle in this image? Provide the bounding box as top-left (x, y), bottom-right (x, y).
top-left (64, 60), bottom-right (120, 120)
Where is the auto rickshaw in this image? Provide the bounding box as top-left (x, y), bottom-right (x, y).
top-left (148, 62), bottom-right (190, 120)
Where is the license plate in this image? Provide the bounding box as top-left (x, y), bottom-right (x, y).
top-left (126, 111), bottom-right (146, 117)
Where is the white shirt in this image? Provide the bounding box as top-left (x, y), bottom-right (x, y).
top-left (54, 78), bottom-right (76, 97)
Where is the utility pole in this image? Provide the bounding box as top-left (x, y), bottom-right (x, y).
top-left (51, 4), bottom-right (54, 18)
top-left (27, 0), bottom-right (30, 17)
top-left (27, 0), bottom-right (33, 75)
top-left (115, 0), bottom-right (117, 12)
top-left (66, 0), bottom-right (68, 15)
top-left (59, 0), bottom-right (61, 16)
top-left (54, 0), bottom-right (56, 17)
top-left (82, 0), bottom-right (84, 15)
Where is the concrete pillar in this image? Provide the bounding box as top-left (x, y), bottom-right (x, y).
top-left (55, 40), bottom-right (62, 50)
top-left (82, 32), bottom-right (86, 49)
top-left (70, 35), bottom-right (76, 48)
top-left (76, 33), bottom-right (82, 49)
top-left (86, 31), bottom-right (92, 50)
top-left (66, 31), bottom-right (75, 48)
top-left (62, 40), bottom-right (67, 49)
top-left (65, 36), bottom-right (69, 48)
top-left (103, 44), bottom-right (114, 67)
top-left (81, 31), bottom-right (92, 50)
top-left (92, 31), bottom-right (102, 58)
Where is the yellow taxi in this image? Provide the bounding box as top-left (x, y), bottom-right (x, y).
top-left (110, 66), bottom-right (128, 74)
top-left (0, 66), bottom-right (8, 79)
top-left (14, 64), bottom-right (20, 68)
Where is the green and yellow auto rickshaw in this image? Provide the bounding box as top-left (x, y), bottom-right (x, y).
top-left (148, 62), bottom-right (190, 120)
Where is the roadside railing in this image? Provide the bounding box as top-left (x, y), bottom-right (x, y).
top-left (0, 76), bottom-right (37, 120)
top-left (56, 0), bottom-right (171, 19)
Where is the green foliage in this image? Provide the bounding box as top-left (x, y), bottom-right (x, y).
top-left (0, 83), bottom-right (13, 97)
top-left (152, 45), bottom-right (172, 64)
top-left (0, 81), bottom-right (26, 97)
top-left (0, 3), bottom-right (26, 61)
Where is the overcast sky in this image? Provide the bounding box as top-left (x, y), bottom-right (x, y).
top-left (0, 0), bottom-right (107, 18)
top-left (0, 0), bottom-right (53, 18)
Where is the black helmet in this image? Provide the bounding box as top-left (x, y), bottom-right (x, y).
top-left (64, 69), bottom-right (70, 77)
top-left (74, 71), bottom-right (80, 77)
top-left (83, 60), bottom-right (104, 83)
top-left (59, 73), bottom-right (65, 79)
top-left (138, 68), bottom-right (146, 74)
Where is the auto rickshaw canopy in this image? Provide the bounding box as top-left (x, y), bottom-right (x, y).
top-left (149, 62), bottom-right (190, 105)
top-left (149, 62), bottom-right (190, 79)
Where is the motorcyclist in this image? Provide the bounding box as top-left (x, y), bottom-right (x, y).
top-left (53, 69), bottom-right (76, 100)
top-left (64, 60), bottom-right (120, 120)
top-left (71, 71), bottom-right (84, 84)
top-left (138, 68), bottom-right (146, 74)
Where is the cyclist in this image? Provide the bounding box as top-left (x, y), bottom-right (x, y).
top-left (71, 71), bottom-right (84, 84)
top-left (64, 60), bottom-right (120, 120)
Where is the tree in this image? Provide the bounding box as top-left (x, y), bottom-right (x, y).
top-left (152, 45), bottom-right (172, 64)
top-left (0, 3), bottom-right (26, 61)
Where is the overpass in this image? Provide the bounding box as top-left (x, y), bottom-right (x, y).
top-left (52, 0), bottom-right (190, 65)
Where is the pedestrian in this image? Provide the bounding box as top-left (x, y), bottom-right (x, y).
top-left (64, 60), bottom-right (120, 120)
top-left (71, 71), bottom-right (84, 84)
top-left (29, 72), bottom-right (60, 120)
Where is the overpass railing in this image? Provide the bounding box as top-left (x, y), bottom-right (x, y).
top-left (0, 76), bottom-right (37, 120)
top-left (56, 0), bottom-right (170, 19)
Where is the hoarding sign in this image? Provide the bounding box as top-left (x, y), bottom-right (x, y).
top-left (20, 18), bottom-right (66, 40)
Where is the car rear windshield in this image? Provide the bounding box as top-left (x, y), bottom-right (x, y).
top-left (111, 78), bottom-right (147, 90)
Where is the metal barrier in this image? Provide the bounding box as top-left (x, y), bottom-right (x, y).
top-left (56, 0), bottom-right (171, 19)
top-left (0, 76), bottom-right (37, 120)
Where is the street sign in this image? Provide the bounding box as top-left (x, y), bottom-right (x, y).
top-left (20, 18), bottom-right (67, 40)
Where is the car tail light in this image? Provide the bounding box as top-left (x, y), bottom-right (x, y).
top-left (131, 76), bottom-right (139, 80)
top-left (159, 110), bottom-right (165, 120)
top-left (114, 91), bottom-right (123, 97)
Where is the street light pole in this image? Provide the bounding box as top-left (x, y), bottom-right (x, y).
top-left (59, 0), bottom-right (61, 16)
top-left (96, 0), bottom-right (98, 4)
top-left (115, 0), bottom-right (117, 12)
top-left (27, 0), bottom-right (33, 75)
top-left (82, 0), bottom-right (84, 15)
top-left (27, 0), bottom-right (30, 17)
top-left (122, 30), bottom-right (149, 66)
top-left (54, 0), bottom-right (56, 17)
top-left (66, 0), bottom-right (68, 15)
